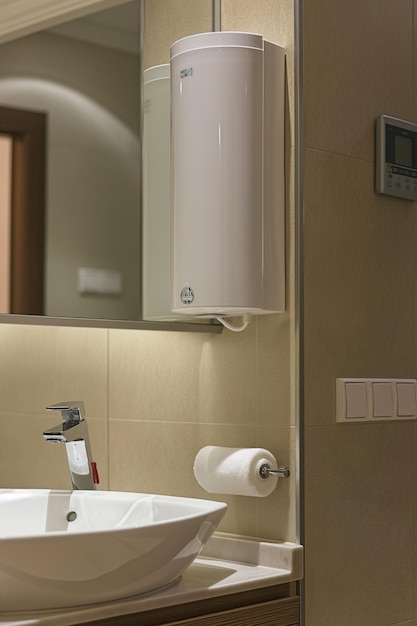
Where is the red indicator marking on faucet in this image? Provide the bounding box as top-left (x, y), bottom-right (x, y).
top-left (92, 462), bottom-right (100, 484)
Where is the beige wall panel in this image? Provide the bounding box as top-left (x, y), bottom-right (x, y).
top-left (304, 0), bottom-right (413, 161)
top-left (0, 412), bottom-right (72, 489)
top-left (0, 324), bottom-right (109, 489)
top-left (0, 414), bottom-right (108, 489)
top-left (257, 425), bottom-right (296, 542)
top-left (303, 0), bottom-right (417, 623)
top-left (0, 324), bottom-right (108, 417)
top-left (304, 423), bottom-right (414, 626)
top-left (304, 148), bottom-right (415, 427)
top-left (108, 419), bottom-right (294, 540)
top-left (108, 420), bottom-right (265, 538)
top-left (257, 315), bottom-right (292, 427)
top-left (144, 0), bottom-right (212, 68)
top-left (108, 327), bottom-right (257, 425)
top-left (222, 0), bottom-right (294, 149)
top-left (414, 0), bottom-right (417, 122)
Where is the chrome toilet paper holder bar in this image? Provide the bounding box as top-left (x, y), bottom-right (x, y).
top-left (259, 464), bottom-right (290, 479)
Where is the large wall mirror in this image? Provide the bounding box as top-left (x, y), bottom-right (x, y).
top-left (0, 0), bottom-right (220, 331)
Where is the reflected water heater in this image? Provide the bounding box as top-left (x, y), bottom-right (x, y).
top-left (142, 64), bottom-right (172, 321)
top-left (171, 32), bottom-right (285, 321)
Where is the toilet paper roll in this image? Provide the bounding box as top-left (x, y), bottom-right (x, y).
top-left (193, 446), bottom-right (279, 497)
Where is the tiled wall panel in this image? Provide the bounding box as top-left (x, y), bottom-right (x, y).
top-left (303, 0), bottom-right (417, 623)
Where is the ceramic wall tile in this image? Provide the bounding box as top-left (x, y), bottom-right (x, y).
top-left (221, 0), bottom-right (294, 148)
top-left (0, 412), bottom-right (108, 490)
top-left (144, 0), bottom-right (212, 67)
top-left (196, 324), bottom-right (258, 425)
top-left (303, 148), bottom-right (415, 427)
top-left (304, 0), bottom-right (413, 160)
top-left (257, 315), bottom-right (292, 427)
top-left (304, 423), bottom-right (414, 626)
top-left (413, 423), bottom-right (417, 618)
top-left (108, 420), bottom-right (264, 537)
top-left (109, 329), bottom-right (202, 422)
top-left (109, 327), bottom-right (258, 425)
top-left (414, 0), bottom-right (417, 124)
top-left (0, 412), bottom-right (72, 489)
top-left (0, 325), bottom-right (108, 418)
top-left (285, 146), bottom-right (296, 305)
top-left (257, 425), bottom-right (297, 542)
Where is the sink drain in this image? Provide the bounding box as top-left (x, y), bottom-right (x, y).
top-left (66, 511), bottom-right (77, 522)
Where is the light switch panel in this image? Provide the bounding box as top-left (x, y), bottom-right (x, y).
top-left (336, 378), bottom-right (417, 422)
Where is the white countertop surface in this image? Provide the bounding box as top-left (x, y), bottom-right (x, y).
top-left (0, 534), bottom-right (303, 626)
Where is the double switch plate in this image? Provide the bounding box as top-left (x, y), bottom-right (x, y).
top-left (336, 378), bottom-right (417, 422)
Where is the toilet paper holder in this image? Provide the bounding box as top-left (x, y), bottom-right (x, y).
top-left (259, 464), bottom-right (290, 479)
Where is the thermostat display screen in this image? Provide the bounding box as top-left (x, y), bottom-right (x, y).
top-left (376, 115), bottom-right (417, 201)
top-left (394, 134), bottom-right (413, 168)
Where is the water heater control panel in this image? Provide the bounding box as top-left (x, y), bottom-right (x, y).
top-left (376, 114), bottom-right (417, 201)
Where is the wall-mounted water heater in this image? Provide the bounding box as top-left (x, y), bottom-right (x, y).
top-left (170, 32), bottom-right (285, 327)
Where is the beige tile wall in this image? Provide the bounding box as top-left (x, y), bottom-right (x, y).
top-left (0, 0), bottom-right (296, 544)
top-left (0, 325), bottom-right (109, 490)
top-left (0, 318), bottom-right (296, 541)
top-left (107, 317), bottom-right (296, 540)
top-left (303, 0), bottom-right (417, 623)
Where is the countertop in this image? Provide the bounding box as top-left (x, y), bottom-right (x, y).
top-left (0, 534), bottom-right (303, 626)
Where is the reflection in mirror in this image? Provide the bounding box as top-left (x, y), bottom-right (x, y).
top-left (142, 63), bottom-right (173, 321)
top-left (0, 0), bottom-right (218, 331)
top-left (0, 1), bottom-right (141, 321)
top-left (142, 0), bottom-right (214, 323)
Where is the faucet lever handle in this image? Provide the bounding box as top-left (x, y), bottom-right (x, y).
top-left (46, 401), bottom-right (85, 423)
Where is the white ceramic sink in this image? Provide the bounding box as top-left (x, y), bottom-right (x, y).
top-left (0, 489), bottom-right (227, 612)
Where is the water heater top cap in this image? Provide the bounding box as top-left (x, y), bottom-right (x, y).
top-left (170, 31), bottom-right (264, 59)
top-left (143, 64), bottom-right (170, 84)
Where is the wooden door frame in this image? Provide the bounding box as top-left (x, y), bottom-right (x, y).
top-left (0, 105), bottom-right (47, 314)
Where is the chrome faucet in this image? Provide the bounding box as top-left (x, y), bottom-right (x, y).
top-left (43, 401), bottom-right (99, 490)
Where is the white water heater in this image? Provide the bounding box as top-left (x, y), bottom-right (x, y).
top-left (170, 31), bottom-right (285, 320)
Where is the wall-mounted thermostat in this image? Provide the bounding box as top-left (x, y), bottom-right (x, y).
top-left (376, 115), bottom-right (417, 201)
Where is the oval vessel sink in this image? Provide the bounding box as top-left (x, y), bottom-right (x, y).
top-left (0, 489), bottom-right (227, 612)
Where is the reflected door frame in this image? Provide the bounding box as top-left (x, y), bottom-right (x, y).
top-left (0, 106), bottom-right (46, 314)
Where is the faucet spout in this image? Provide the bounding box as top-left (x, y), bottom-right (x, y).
top-left (43, 401), bottom-right (99, 490)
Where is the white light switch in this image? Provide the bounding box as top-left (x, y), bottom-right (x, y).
top-left (345, 383), bottom-right (368, 418)
top-left (397, 383), bottom-right (417, 417)
top-left (372, 382), bottom-right (394, 418)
